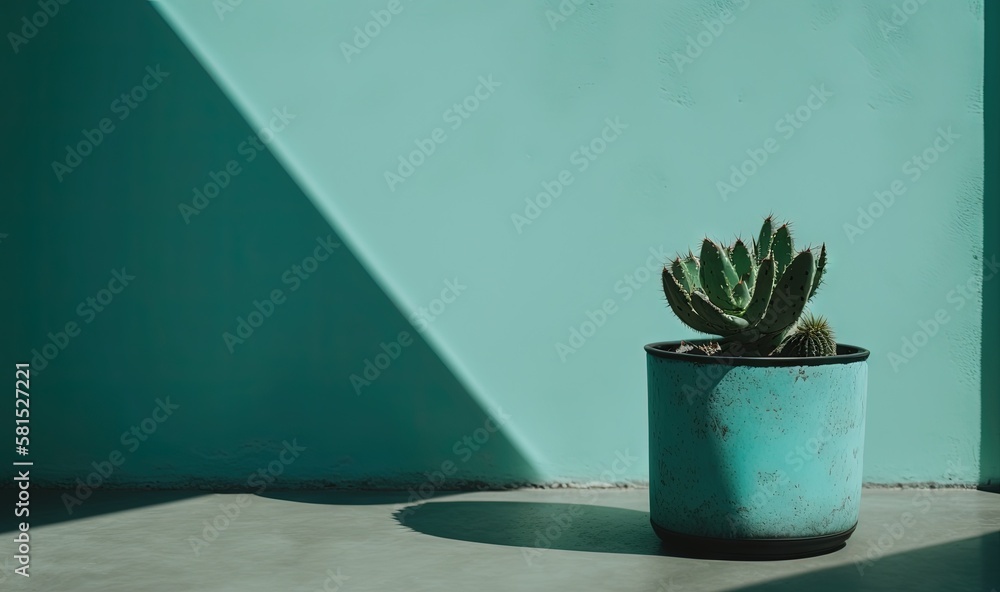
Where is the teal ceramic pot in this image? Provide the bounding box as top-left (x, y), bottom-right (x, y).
top-left (646, 340), bottom-right (870, 559)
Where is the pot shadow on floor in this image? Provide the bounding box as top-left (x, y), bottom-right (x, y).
top-left (394, 500), bottom-right (999, 587)
top-left (392, 500), bottom-right (829, 560)
top-left (394, 500), bottom-right (665, 556)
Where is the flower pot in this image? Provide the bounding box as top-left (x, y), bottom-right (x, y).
top-left (645, 340), bottom-right (870, 559)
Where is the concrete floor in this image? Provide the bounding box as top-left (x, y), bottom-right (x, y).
top-left (1, 488), bottom-right (997, 592)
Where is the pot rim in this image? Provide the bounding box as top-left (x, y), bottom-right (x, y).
top-left (645, 339), bottom-right (870, 367)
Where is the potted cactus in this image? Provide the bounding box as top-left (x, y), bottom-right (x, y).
top-left (646, 216), bottom-right (870, 559)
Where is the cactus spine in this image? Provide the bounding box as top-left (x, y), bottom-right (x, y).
top-left (776, 314), bottom-right (837, 357)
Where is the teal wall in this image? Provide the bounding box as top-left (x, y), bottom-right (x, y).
top-left (1, 0), bottom-right (991, 488)
top-left (0, 1), bottom-right (535, 489)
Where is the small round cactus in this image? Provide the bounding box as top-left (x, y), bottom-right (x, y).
top-left (776, 313), bottom-right (837, 357)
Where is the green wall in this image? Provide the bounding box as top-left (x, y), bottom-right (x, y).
top-left (1, 0), bottom-right (992, 488)
top-left (0, 0), bottom-right (535, 489)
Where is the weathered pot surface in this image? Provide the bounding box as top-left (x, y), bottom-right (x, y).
top-left (646, 340), bottom-right (870, 559)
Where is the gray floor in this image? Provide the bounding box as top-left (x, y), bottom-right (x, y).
top-left (1, 488), bottom-right (997, 591)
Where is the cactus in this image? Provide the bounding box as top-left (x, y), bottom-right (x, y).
top-left (776, 314), bottom-right (837, 357)
top-left (661, 216), bottom-right (833, 356)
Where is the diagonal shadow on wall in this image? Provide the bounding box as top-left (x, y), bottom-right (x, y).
top-left (0, 0), bottom-right (538, 529)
